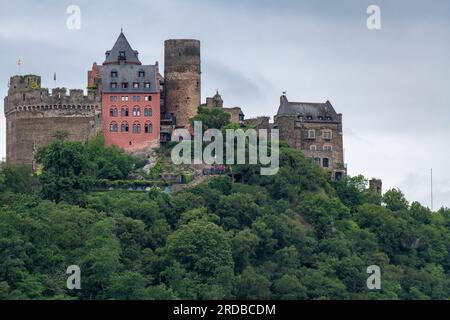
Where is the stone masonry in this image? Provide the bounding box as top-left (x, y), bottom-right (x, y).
top-left (274, 94), bottom-right (346, 180)
top-left (4, 75), bottom-right (101, 166)
top-left (163, 39), bottom-right (201, 128)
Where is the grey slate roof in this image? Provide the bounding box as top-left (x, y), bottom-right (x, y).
top-left (99, 32), bottom-right (158, 93)
top-left (99, 64), bottom-right (158, 93)
top-left (277, 95), bottom-right (338, 121)
top-left (104, 32), bottom-right (141, 65)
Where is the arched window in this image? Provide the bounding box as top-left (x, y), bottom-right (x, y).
top-left (109, 122), bottom-right (118, 132)
top-left (133, 122), bottom-right (141, 134)
top-left (121, 122), bottom-right (129, 132)
top-left (110, 108), bottom-right (118, 117)
top-left (133, 107), bottom-right (141, 117)
top-left (121, 107), bottom-right (129, 117)
top-left (144, 107), bottom-right (152, 117)
top-left (145, 122), bottom-right (153, 134)
top-left (114, 108), bottom-right (118, 117)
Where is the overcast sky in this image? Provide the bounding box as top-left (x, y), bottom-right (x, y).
top-left (0, 0), bottom-right (449, 208)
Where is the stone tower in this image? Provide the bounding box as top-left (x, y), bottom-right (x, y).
top-left (163, 39), bottom-right (201, 127)
top-left (369, 178), bottom-right (383, 196)
top-left (4, 75), bottom-right (101, 166)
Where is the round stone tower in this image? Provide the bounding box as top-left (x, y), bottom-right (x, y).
top-left (164, 39), bottom-right (201, 127)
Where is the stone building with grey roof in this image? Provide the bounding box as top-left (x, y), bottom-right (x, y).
top-left (274, 94), bottom-right (346, 180)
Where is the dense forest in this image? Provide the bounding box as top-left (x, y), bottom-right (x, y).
top-left (1, 121), bottom-right (450, 300)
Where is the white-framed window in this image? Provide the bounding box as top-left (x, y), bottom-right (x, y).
top-left (323, 130), bottom-right (332, 140)
top-left (121, 96), bottom-right (129, 102)
top-left (323, 145), bottom-right (333, 152)
top-left (307, 129), bottom-right (316, 139)
top-left (310, 145), bottom-right (317, 151)
top-left (144, 95), bottom-right (152, 101)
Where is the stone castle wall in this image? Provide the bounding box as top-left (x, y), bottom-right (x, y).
top-left (5, 75), bottom-right (101, 166)
top-left (276, 114), bottom-right (346, 179)
top-left (164, 40), bottom-right (201, 127)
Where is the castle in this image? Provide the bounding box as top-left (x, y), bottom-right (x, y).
top-left (4, 31), bottom-right (348, 181)
top-left (274, 95), bottom-right (347, 180)
top-left (4, 32), bottom-right (203, 165)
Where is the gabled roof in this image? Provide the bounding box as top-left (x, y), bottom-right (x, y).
top-left (103, 32), bottom-right (141, 65)
top-left (276, 95), bottom-right (339, 121)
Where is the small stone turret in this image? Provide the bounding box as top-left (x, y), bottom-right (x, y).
top-left (369, 178), bottom-right (383, 196)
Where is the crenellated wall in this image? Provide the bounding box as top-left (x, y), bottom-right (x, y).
top-left (4, 75), bottom-right (102, 166)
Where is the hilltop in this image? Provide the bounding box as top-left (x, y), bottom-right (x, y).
top-left (1, 128), bottom-right (450, 299)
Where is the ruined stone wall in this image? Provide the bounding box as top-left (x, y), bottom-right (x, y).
top-left (5, 75), bottom-right (101, 166)
top-left (369, 178), bottom-right (383, 195)
top-left (223, 107), bottom-right (242, 125)
top-left (245, 116), bottom-right (270, 130)
top-left (164, 40), bottom-right (201, 127)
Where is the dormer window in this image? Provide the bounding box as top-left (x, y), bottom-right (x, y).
top-left (133, 82), bottom-right (139, 89)
top-left (318, 116), bottom-right (324, 120)
top-left (307, 116), bottom-right (313, 120)
top-left (119, 51), bottom-right (126, 60)
top-left (298, 115), bottom-right (304, 122)
top-left (111, 71), bottom-right (118, 78)
top-left (326, 116), bottom-right (332, 121)
top-left (144, 82), bottom-right (151, 89)
top-left (122, 82), bottom-right (129, 89)
top-left (110, 82), bottom-right (118, 89)
top-left (138, 71), bottom-right (145, 77)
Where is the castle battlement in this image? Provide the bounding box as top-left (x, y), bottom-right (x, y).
top-left (4, 74), bottom-right (102, 166)
top-left (5, 75), bottom-right (100, 117)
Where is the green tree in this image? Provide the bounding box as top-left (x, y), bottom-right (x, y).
top-left (37, 141), bottom-right (94, 205)
top-left (190, 106), bottom-right (231, 130)
top-left (164, 220), bottom-right (235, 299)
top-left (2, 165), bottom-right (36, 194)
top-left (383, 188), bottom-right (409, 211)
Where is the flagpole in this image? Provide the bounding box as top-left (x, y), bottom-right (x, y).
top-left (17, 59), bottom-right (22, 75)
top-left (431, 168), bottom-right (433, 212)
